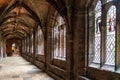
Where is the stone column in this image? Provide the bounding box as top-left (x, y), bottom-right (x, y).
top-left (116, 1), bottom-right (120, 70)
top-left (73, 9), bottom-right (86, 80)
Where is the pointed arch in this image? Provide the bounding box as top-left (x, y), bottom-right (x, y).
top-left (89, 0), bottom-right (102, 65)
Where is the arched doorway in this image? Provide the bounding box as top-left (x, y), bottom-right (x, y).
top-left (6, 38), bottom-right (22, 56)
top-left (12, 43), bottom-right (20, 56)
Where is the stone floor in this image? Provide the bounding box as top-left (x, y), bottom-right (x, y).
top-left (0, 55), bottom-right (54, 80)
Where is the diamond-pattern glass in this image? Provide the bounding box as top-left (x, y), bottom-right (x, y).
top-left (105, 6), bottom-right (116, 65)
top-left (92, 0), bottom-right (101, 63)
top-left (93, 35), bottom-right (101, 63)
top-left (105, 33), bottom-right (115, 65)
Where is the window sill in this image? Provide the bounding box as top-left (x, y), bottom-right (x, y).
top-left (37, 53), bottom-right (44, 55)
top-left (54, 57), bottom-right (66, 61)
top-left (89, 63), bottom-right (100, 68)
top-left (89, 63), bottom-right (120, 74)
top-left (89, 63), bottom-right (115, 71)
top-left (115, 68), bottom-right (120, 74)
top-left (36, 54), bottom-right (44, 56)
top-left (101, 65), bottom-right (115, 72)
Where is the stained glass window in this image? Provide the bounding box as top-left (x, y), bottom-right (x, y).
top-left (105, 6), bottom-right (116, 65)
top-left (93, 0), bottom-right (101, 63)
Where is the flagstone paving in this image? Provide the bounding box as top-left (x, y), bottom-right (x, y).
top-left (0, 55), bottom-right (54, 80)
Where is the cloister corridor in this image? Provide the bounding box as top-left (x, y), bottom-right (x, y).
top-left (0, 0), bottom-right (120, 80)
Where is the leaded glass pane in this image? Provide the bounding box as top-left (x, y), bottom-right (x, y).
top-left (64, 26), bottom-right (66, 58)
top-left (53, 25), bottom-right (59, 58)
top-left (53, 15), bottom-right (66, 60)
top-left (93, 0), bottom-right (101, 63)
top-left (105, 6), bottom-right (116, 65)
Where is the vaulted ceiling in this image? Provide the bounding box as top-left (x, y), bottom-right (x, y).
top-left (0, 0), bottom-right (89, 40)
top-left (0, 0), bottom-right (50, 40)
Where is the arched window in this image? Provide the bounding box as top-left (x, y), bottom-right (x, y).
top-left (105, 6), bottom-right (116, 65)
top-left (52, 14), bottom-right (66, 60)
top-left (93, 0), bottom-right (102, 63)
top-left (89, 0), bottom-right (117, 69)
top-left (88, 0), bottom-right (119, 77)
top-left (37, 26), bottom-right (44, 55)
top-left (89, 0), bottom-right (102, 65)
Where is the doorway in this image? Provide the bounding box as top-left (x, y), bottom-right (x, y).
top-left (12, 43), bottom-right (20, 56)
